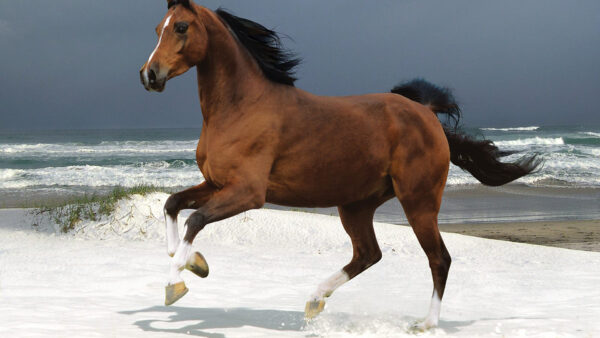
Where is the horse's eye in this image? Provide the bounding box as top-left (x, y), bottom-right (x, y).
top-left (175, 22), bottom-right (189, 34)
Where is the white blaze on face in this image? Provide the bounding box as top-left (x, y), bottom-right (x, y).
top-left (144, 14), bottom-right (173, 81)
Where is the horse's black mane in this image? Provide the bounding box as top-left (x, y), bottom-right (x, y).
top-left (216, 9), bottom-right (301, 86)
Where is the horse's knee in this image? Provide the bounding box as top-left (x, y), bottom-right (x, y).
top-left (164, 194), bottom-right (182, 218)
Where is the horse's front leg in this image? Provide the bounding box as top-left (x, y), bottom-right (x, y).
top-left (163, 182), bottom-right (216, 257)
top-left (165, 181), bottom-right (266, 305)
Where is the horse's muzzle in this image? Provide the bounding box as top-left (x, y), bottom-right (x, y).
top-left (140, 64), bottom-right (167, 92)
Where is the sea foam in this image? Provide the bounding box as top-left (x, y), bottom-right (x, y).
top-left (0, 162), bottom-right (203, 189)
top-left (494, 137), bottom-right (564, 147)
top-left (0, 140), bottom-right (197, 156)
top-left (481, 126), bottom-right (540, 131)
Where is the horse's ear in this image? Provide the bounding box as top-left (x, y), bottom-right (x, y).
top-left (167, 0), bottom-right (193, 10)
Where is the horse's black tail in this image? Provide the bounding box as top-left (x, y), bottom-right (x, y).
top-left (391, 78), bottom-right (540, 186)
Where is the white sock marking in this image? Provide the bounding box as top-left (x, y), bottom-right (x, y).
top-left (164, 209), bottom-right (180, 256)
top-left (310, 270), bottom-right (350, 301)
top-left (423, 290), bottom-right (441, 328)
top-left (169, 240), bottom-right (193, 285)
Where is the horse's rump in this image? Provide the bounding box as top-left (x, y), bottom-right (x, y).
top-left (392, 78), bottom-right (540, 186)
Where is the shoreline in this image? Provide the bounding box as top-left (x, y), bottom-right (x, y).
top-left (3, 185), bottom-right (599, 219)
top-left (438, 219), bottom-right (600, 252)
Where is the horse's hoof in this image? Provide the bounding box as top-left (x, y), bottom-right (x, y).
top-left (185, 251), bottom-right (209, 278)
top-left (165, 281), bottom-right (188, 306)
top-left (304, 300), bottom-right (325, 320)
top-left (409, 319), bottom-right (435, 332)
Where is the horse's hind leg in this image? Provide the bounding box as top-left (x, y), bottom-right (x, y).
top-left (406, 209), bottom-right (451, 330)
top-left (305, 199), bottom-right (383, 319)
top-left (395, 181), bottom-right (451, 330)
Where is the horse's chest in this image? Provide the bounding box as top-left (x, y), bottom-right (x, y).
top-left (196, 147), bottom-right (231, 188)
top-left (195, 138), bottom-right (217, 186)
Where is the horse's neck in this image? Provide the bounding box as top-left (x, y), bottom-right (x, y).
top-left (196, 9), bottom-right (271, 123)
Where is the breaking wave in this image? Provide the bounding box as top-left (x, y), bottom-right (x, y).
top-left (0, 161), bottom-right (203, 189)
top-left (0, 140), bottom-right (197, 156)
top-left (494, 137), bottom-right (564, 147)
top-left (481, 126), bottom-right (540, 131)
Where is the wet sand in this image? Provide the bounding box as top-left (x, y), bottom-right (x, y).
top-left (438, 219), bottom-right (600, 252)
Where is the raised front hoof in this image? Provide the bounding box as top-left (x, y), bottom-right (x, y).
top-left (185, 251), bottom-right (209, 278)
top-left (165, 281), bottom-right (188, 306)
top-left (304, 300), bottom-right (325, 320)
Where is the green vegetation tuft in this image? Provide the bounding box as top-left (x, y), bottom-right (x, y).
top-left (34, 185), bottom-right (167, 233)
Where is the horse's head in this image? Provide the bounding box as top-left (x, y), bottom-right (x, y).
top-left (140, 0), bottom-right (208, 92)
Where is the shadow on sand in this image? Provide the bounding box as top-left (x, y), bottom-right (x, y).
top-left (120, 305), bottom-right (489, 337)
top-left (120, 306), bottom-right (305, 337)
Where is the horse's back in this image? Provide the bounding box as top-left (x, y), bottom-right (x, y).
top-left (300, 90), bottom-right (450, 167)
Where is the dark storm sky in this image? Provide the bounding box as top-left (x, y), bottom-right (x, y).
top-left (0, 0), bottom-right (598, 130)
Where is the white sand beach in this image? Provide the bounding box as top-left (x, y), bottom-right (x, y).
top-left (1, 193), bottom-right (599, 337)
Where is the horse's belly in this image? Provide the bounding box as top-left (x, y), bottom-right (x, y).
top-left (266, 178), bottom-right (390, 207)
top-left (265, 156), bottom-right (391, 207)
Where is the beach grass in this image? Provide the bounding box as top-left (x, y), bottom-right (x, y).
top-left (33, 184), bottom-right (167, 232)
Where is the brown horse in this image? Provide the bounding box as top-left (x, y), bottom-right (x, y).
top-left (140, 0), bottom-right (538, 329)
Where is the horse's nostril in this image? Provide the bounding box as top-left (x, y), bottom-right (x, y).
top-left (148, 69), bottom-right (157, 84)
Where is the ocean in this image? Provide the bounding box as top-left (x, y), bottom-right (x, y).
top-left (1, 126), bottom-right (599, 222)
top-left (450, 126), bottom-right (600, 187)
